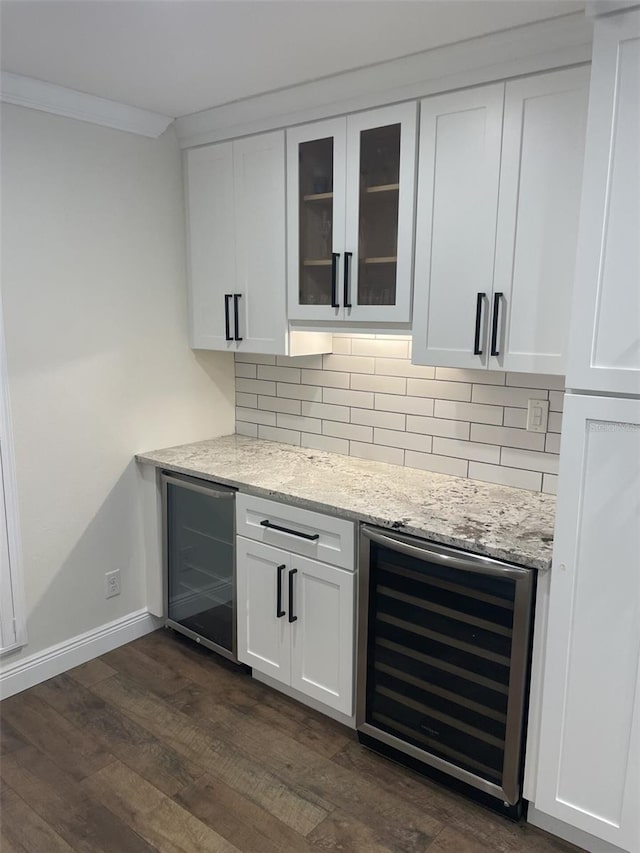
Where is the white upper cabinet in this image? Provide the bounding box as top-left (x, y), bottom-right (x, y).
top-left (186, 131), bottom-right (330, 355)
top-left (412, 68), bottom-right (589, 375)
top-left (493, 68), bottom-right (589, 374)
top-left (287, 104), bottom-right (417, 324)
top-left (412, 84), bottom-right (504, 369)
top-left (535, 394), bottom-right (640, 852)
top-left (566, 8), bottom-right (640, 395)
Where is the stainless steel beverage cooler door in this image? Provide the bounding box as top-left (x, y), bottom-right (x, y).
top-left (357, 526), bottom-right (535, 808)
top-left (162, 473), bottom-right (237, 661)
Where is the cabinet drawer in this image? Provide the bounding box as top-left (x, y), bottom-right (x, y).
top-left (236, 493), bottom-right (355, 570)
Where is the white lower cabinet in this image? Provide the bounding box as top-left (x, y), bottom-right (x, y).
top-left (534, 394), bottom-right (640, 852)
top-left (236, 535), bottom-right (355, 715)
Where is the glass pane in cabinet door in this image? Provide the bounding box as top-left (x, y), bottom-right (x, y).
top-left (358, 124), bottom-right (401, 307)
top-left (299, 137), bottom-right (334, 305)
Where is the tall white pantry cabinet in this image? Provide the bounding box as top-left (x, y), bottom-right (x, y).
top-left (534, 7), bottom-right (640, 853)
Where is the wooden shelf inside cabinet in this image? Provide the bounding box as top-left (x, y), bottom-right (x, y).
top-left (303, 192), bottom-right (333, 202)
top-left (303, 259), bottom-right (332, 267)
top-left (364, 256), bottom-right (397, 265)
top-left (365, 183), bottom-right (400, 194)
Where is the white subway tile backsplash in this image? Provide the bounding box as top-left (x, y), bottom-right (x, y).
top-left (236, 421), bottom-right (258, 438)
top-left (301, 432), bottom-right (349, 454)
top-left (258, 395), bottom-right (301, 415)
top-left (351, 373), bottom-right (407, 395)
top-left (258, 365), bottom-right (301, 383)
top-left (434, 400), bottom-right (502, 425)
top-left (472, 385), bottom-right (548, 408)
top-left (351, 338), bottom-right (410, 359)
top-left (376, 358), bottom-right (435, 379)
top-left (235, 407), bottom-right (276, 426)
top-left (470, 424), bottom-right (545, 451)
top-left (235, 353), bottom-right (276, 365)
top-left (323, 354), bottom-right (375, 374)
top-left (549, 390), bottom-right (565, 412)
top-left (469, 462), bottom-right (542, 491)
top-left (544, 432), bottom-right (562, 454)
top-left (234, 335), bottom-right (562, 494)
top-left (323, 387), bottom-right (374, 409)
top-left (406, 416), bottom-right (470, 440)
top-left (301, 369), bottom-right (351, 389)
top-left (350, 442), bottom-right (405, 466)
top-left (433, 437), bottom-right (500, 464)
top-left (435, 367), bottom-right (505, 386)
top-left (236, 378), bottom-right (276, 396)
top-left (276, 413), bottom-right (322, 434)
top-left (407, 378), bottom-right (472, 402)
top-left (236, 392), bottom-right (257, 408)
top-left (301, 401), bottom-right (350, 422)
top-left (235, 362), bottom-right (257, 379)
top-left (405, 450), bottom-right (469, 478)
top-left (276, 383), bottom-right (322, 401)
top-left (376, 394), bottom-right (435, 416)
top-left (324, 421), bottom-right (373, 442)
top-left (548, 411), bottom-right (563, 433)
top-left (503, 407), bottom-right (528, 429)
top-left (351, 408), bottom-right (406, 430)
top-left (258, 425), bottom-right (301, 446)
top-left (501, 447), bottom-right (560, 475)
top-left (506, 372), bottom-right (565, 390)
top-left (374, 428), bottom-right (432, 453)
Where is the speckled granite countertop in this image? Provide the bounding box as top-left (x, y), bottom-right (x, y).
top-left (136, 434), bottom-right (556, 570)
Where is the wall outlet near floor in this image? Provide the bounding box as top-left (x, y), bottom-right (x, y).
top-left (527, 399), bottom-right (550, 433)
top-left (105, 569), bottom-right (121, 599)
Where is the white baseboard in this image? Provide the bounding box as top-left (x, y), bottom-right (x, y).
top-left (527, 805), bottom-right (628, 853)
top-left (0, 608), bottom-right (163, 699)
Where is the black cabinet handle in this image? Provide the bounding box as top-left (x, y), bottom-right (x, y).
top-left (331, 253), bottom-right (340, 308)
top-left (490, 292), bottom-right (503, 357)
top-left (473, 292), bottom-right (486, 355)
top-left (343, 251), bottom-right (353, 308)
top-left (233, 294), bottom-right (243, 342)
top-left (276, 564), bottom-right (286, 618)
top-left (224, 294), bottom-right (233, 341)
top-left (260, 519), bottom-right (319, 541)
top-left (288, 568), bottom-right (298, 623)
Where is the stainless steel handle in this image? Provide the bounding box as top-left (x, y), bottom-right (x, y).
top-left (361, 526), bottom-right (530, 581)
top-left (161, 473), bottom-right (235, 500)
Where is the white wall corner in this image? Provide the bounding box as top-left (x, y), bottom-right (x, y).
top-left (0, 608), bottom-right (163, 699)
top-left (0, 72), bottom-right (173, 138)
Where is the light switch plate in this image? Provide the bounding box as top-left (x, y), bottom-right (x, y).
top-left (527, 399), bottom-right (549, 433)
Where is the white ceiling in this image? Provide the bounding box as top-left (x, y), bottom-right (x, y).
top-left (0, 0), bottom-right (585, 119)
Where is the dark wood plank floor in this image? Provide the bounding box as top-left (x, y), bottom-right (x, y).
top-left (1, 629), bottom-right (584, 853)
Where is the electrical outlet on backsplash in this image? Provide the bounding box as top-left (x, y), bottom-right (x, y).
top-left (234, 334), bottom-right (563, 495)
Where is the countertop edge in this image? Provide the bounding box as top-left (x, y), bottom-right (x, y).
top-left (135, 451), bottom-right (552, 572)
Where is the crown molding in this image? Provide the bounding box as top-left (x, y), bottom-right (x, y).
top-left (0, 72), bottom-right (173, 138)
top-left (176, 11), bottom-right (593, 149)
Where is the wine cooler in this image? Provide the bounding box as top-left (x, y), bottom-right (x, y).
top-left (356, 525), bottom-right (536, 818)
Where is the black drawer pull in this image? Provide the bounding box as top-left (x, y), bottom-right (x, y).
top-left (491, 292), bottom-right (503, 357)
top-left (344, 251), bottom-right (353, 308)
top-left (276, 564), bottom-right (286, 618)
top-left (331, 253), bottom-right (340, 308)
top-left (224, 294), bottom-right (233, 341)
top-left (288, 568), bottom-right (298, 623)
top-left (260, 519), bottom-right (320, 541)
top-left (233, 293), bottom-right (243, 342)
top-left (473, 292), bottom-right (486, 355)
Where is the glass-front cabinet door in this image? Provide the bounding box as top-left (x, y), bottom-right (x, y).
top-left (344, 103), bottom-right (417, 323)
top-left (287, 118), bottom-right (347, 322)
top-left (287, 105), bottom-right (417, 324)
